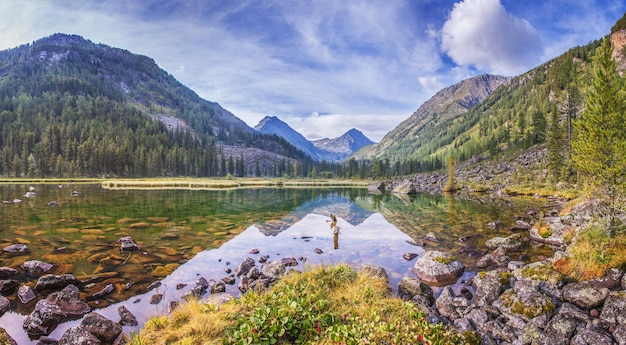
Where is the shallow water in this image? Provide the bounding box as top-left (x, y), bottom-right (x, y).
top-left (0, 184), bottom-right (554, 343)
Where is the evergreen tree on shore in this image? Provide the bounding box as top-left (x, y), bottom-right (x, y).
top-left (572, 38), bottom-right (626, 235)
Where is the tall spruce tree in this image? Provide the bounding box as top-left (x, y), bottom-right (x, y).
top-left (547, 104), bottom-right (564, 183)
top-left (572, 37), bottom-right (626, 234)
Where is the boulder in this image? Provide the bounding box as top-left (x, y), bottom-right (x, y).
top-left (510, 220), bottom-right (531, 231)
top-left (235, 257), bottom-right (256, 277)
top-left (0, 279), bottom-right (19, 294)
top-left (599, 291), bottom-right (626, 326)
top-left (484, 234), bottom-right (521, 250)
top-left (532, 303), bottom-right (589, 345)
top-left (18, 285), bottom-right (37, 304)
top-left (403, 252), bottom-right (418, 261)
top-left (3, 243), bottom-right (30, 254)
top-left (367, 182), bottom-right (385, 192)
top-left (562, 282), bottom-right (610, 309)
top-left (413, 251), bottom-right (464, 286)
top-left (392, 180), bottom-right (417, 194)
top-left (261, 261), bottom-right (286, 282)
top-left (23, 284), bottom-right (90, 336)
top-left (397, 277), bottom-right (433, 304)
top-left (281, 257), bottom-right (298, 266)
top-left (90, 284), bottom-right (114, 300)
top-left (0, 296), bottom-right (9, 316)
top-left (21, 260), bottom-right (54, 276)
top-left (360, 264), bottom-right (390, 286)
top-left (35, 274), bottom-right (81, 291)
top-left (35, 336), bottom-right (59, 344)
top-left (80, 312), bottom-right (122, 343)
top-left (0, 267), bottom-right (19, 278)
top-left (472, 271), bottom-right (508, 304)
top-left (435, 286), bottom-right (469, 321)
top-left (58, 327), bottom-right (100, 345)
top-left (117, 236), bottom-right (140, 252)
top-left (118, 305), bottom-right (138, 326)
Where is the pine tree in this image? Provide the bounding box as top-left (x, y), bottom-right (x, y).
top-left (572, 38), bottom-right (626, 235)
top-left (547, 105), bottom-right (564, 183)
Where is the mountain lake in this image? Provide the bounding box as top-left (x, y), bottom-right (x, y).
top-left (0, 183), bottom-right (557, 344)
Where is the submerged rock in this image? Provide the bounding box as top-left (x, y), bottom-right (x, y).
top-left (117, 236), bottom-right (140, 252)
top-left (35, 274), bottom-right (81, 291)
top-left (0, 267), bottom-right (19, 278)
top-left (21, 260), bottom-right (54, 276)
top-left (3, 244), bottom-right (29, 254)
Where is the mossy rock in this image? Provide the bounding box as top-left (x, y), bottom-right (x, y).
top-left (514, 262), bottom-right (567, 286)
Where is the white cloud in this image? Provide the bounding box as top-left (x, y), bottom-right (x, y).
top-left (440, 0), bottom-right (543, 76)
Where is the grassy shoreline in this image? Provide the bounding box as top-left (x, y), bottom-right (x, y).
top-left (100, 178), bottom-right (370, 190)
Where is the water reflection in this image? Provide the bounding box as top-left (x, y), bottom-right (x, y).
top-left (0, 185), bottom-right (554, 344)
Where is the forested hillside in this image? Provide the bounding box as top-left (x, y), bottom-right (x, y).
top-left (0, 34), bottom-right (311, 177)
top-left (355, 39), bottom-right (602, 180)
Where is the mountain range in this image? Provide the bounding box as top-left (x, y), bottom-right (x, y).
top-left (254, 116), bottom-right (374, 161)
top-left (1, 11), bottom-right (626, 179)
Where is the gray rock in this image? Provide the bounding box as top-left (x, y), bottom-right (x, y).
top-left (569, 326), bottom-right (613, 345)
top-left (510, 220), bottom-right (532, 231)
top-left (58, 327), bottom-right (100, 345)
top-left (80, 312), bottom-right (122, 343)
top-left (360, 264), bottom-right (390, 286)
top-left (35, 274), bottom-right (81, 291)
top-left (562, 282), bottom-right (610, 309)
top-left (413, 251), bottom-right (464, 286)
top-left (485, 234), bottom-right (521, 250)
top-left (473, 270), bottom-right (507, 304)
top-left (0, 296), bottom-right (9, 316)
top-left (18, 285), bottom-right (37, 304)
top-left (149, 293), bottom-right (163, 305)
top-left (588, 268), bottom-right (623, 290)
top-left (0, 279), bottom-right (19, 294)
top-left (23, 284), bottom-right (90, 336)
top-left (367, 182), bottom-right (385, 192)
top-left (261, 261), bottom-right (286, 282)
top-left (599, 291), bottom-right (626, 326)
top-left (614, 323), bottom-right (626, 345)
top-left (221, 274), bottom-right (236, 285)
top-left (21, 260), bottom-right (54, 276)
top-left (0, 267), bottom-right (19, 278)
top-left (397, 277), bottom-right (433, 304)
top-left (532, 303), bottom-right (589, 345)
top-left (210, 280), bottom-right (226, 294)
top-left (35, 336), bottom-right (59, 345)
top-left (246, 266), bottom-right (261, 280)
top-left (392, 180), bottom-right (417, 194)
top-left (435, 286), bottom-right (469, 321)
top-left (3, 243), bottom-right (29, 254)
top-left (281, 257), bottom-right (298, 266)
top-left (90, 284), bottom-right (114, 300)
top-left (235, 257), bottom-right (256, 277)
top-left (118, 305), bottom-right (138, 326)
top-left (117, 236), bottom-right (140, 252)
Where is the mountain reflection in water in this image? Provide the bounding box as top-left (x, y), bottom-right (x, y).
top-left (0, 186), bottom-right (553, 344)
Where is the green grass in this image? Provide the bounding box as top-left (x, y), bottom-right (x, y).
top-left (101, 178), bottom-right (369, 190)
top-left (127, 265), bottom-right (479, 345)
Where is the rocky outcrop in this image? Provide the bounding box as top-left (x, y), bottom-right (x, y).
top-left (427, 261), bottom-right (626, 344)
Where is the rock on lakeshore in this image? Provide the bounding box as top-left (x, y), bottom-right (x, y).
top-left (413, 251), bottom-right (464, 286)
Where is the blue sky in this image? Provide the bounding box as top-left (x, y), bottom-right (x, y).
top-left (0, 0), bottom-right (624, 141)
